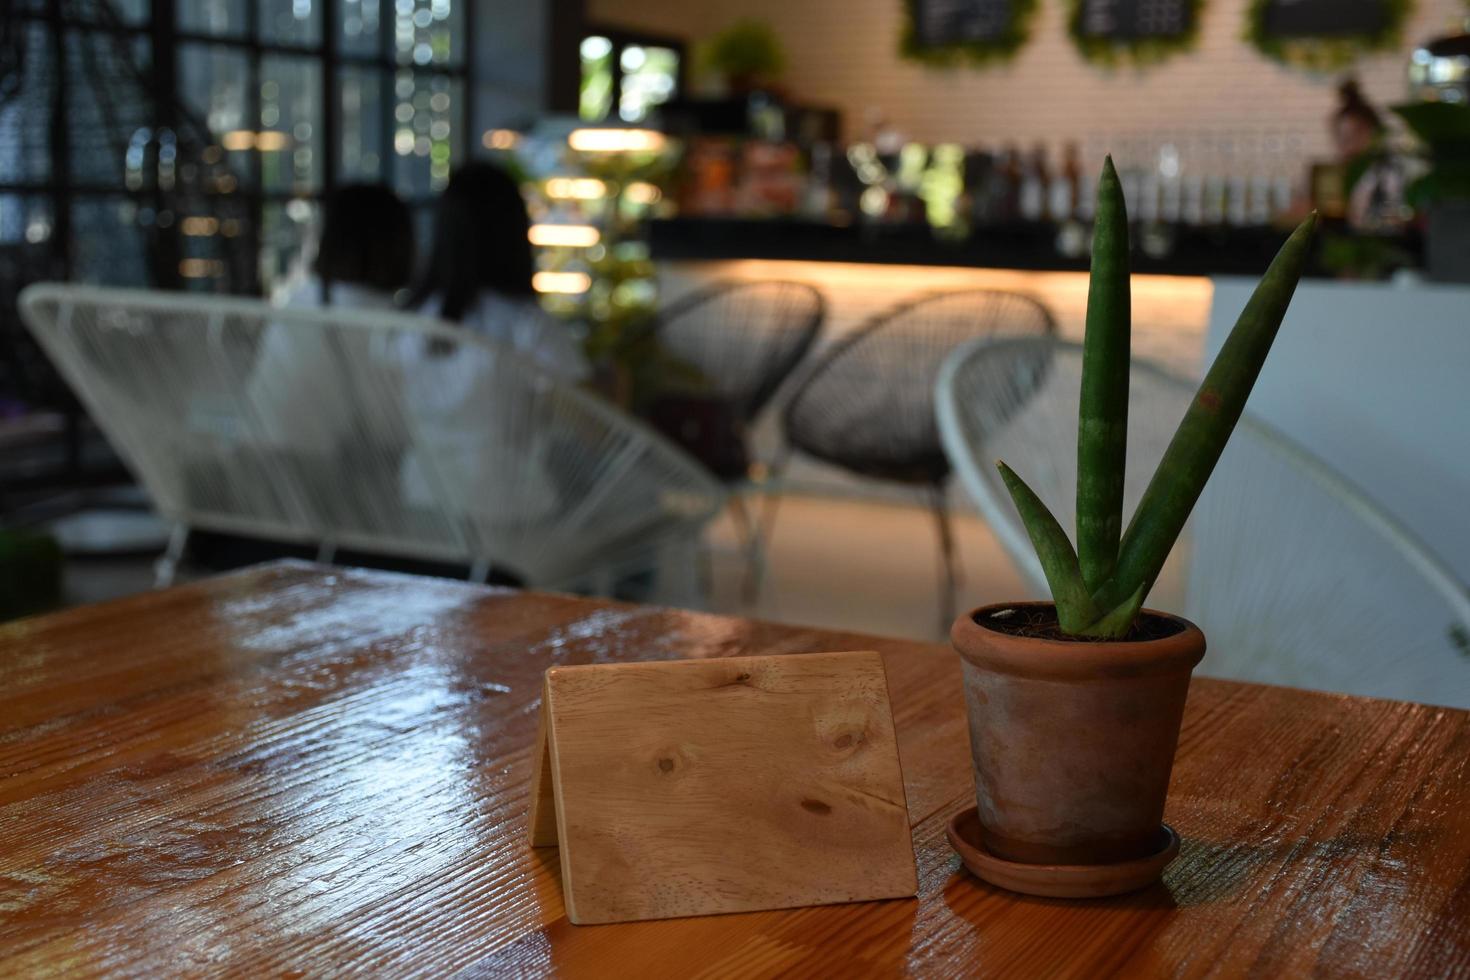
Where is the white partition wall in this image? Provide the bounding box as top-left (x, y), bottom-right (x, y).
top-left (1206, 278), bottom-right (1470, 585)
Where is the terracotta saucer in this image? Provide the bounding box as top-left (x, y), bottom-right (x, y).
top-left (946, 807), bottom-right (1179, 899)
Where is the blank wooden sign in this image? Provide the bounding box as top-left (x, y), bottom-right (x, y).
top-left (529, 651), bottom-right (917, 925)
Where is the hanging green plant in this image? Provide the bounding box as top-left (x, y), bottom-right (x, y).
top-left (1244, 0), bottom-right (1414, 71)
top-left (899, 0), bottom-right (1041, 68)
top-left (1067, 0), bottom-right (1204, 68)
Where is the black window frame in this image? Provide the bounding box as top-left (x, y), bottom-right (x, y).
top-left (578, 25), bottom-right (685, 125)
top-left (4, 0), bottom-right (477, 294)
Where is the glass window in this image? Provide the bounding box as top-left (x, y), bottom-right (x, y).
top-left (0, 25), bottom-right (54, 184)
top-left (392, 0), bottom-right (465, 69)
top-left (67, 32), bottom-right (154, 188)
top-left (177, 196), bottom-right (253, 293)
top-left (4, 0), bottom-right (471, 294)
top-left (618, 46), bottom-right (678, 123)
top-left (72, 197), bottom-right (150, 286)
top-left (64, 0), bottom-right (150, 24)
top-left (0, 195), bottom-right (53, 248)
top-left (179, 44), bottom-right (253, 186)
top-left (391, 73), bottom-right (459, 198)
top-left (178, 0), bottom-right (248, 38)
top-left (338, 66), bottom-right (385, 181)
top-left (260, 198), bottom-right (318, 293)
top-left (259, 0), bottom-right (323, 47)
top-left (339, 0), bottom-right (383, 57)
top-left (580, 36), bottom-right (613, 122)
top-left (260, 55), bottom-right (323, 193)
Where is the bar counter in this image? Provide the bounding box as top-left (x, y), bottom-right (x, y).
top-left (648, 217), bottom-right (1330, 279)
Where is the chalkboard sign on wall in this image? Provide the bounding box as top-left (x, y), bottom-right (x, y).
top-left (1067, 0), bottom-right (1201, 65)
top-left (913, 0), bottom-right (1014, 46)
top-left (902, 0), bottom-right (1039, 66)
top-left (1245, 0), bottom-right (1411, 69)
top-left (1077, 0), bottom-right (1194, 40)
top-left (1262, 0), bottom-right (1388, 38)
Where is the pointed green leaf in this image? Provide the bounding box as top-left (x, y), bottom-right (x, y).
top-left (997, 460), bottom-right (1100, 632)
top-left (1098, 211), bottom-right (1319, 614)
top-left (1077, 155), bottom-right (1131, 594)
top-left (1078, 583), bottom-right (1146, 640)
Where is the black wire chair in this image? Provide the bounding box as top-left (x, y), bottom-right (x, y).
top-left (639, 280), bottom-right (826, 597)
top-left (652, 279), bottom-right (827, 426)
top-left (777, 288), bottom-right (1057, 631)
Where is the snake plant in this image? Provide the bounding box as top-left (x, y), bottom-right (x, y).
top-left (998, 157), bottom-right (1318, 639)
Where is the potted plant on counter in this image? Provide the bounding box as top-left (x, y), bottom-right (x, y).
top-left (948, 158), bottom-right (1317, 898)
top-left (700, 20), bottom-right (786, 95)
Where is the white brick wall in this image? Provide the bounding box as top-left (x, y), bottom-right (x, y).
top-left (590, 0), bottom-right (1467, 168)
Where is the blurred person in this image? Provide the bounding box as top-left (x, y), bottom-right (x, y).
top-left (397, 163), bottom-right (588, 528)
top-left (1332, 78), bottom-right (1408, 230)
top-left (1332, 78), bottom-right (1384, 163)
top-left (275, 183), bottom-right (415, 310)
top-left (409, 161), bottom-right (589, 379)
top-left (249, 184), bottom-right (415, 454)
top-left (187, 185), bottom-right (416, 574)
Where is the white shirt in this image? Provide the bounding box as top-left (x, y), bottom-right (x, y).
top-left (247, 274), bottom-right (402, 454)
top-left (395, 292), bottom-right (587, 520)
top-left (416, 292), bottom-right (590, 381)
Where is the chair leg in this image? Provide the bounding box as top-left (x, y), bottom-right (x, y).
top-left (746, 446), bottom-right (792, 603)
top-left (928, 484), bottom-right (959, 635)
top-left (154, 523), bottom-right (190, 589)
top-left (728, 493), bottom-right (762, 606)
top-left (661, 531), bottom-right (705, 610)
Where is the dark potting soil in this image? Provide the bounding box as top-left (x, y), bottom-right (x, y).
top-left (976, 604), bottom-right (1186, 643)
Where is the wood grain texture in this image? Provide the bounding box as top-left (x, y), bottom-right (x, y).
top-left (1, 561), bottom-right (1467, 977)
top-left (532, 652), bottom-right (916, 924)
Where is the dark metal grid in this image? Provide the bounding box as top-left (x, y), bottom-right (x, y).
top-left (5, 0), bottom-right (476, 293)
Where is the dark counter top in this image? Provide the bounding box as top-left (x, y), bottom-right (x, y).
top-left (648, 217), bottom-right (1371, 278)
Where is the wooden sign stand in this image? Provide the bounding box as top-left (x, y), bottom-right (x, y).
top-left (529, 651), bottom-right (918, 925)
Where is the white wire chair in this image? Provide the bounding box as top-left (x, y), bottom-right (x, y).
top-left (19, 283), bottom-right (726, 598)
top-left (937, 337), bottom-right (1470, 709)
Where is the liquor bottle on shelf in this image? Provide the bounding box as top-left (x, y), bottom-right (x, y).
top-left (1018, 143), bottom-right (1049, 222)
top-left (993, 144), bottom-right (1023, 223)
top-left (1157, 142), bottom-right (1182, 223)
top-left (1182, 172), bottom-right (1205, 225)
top-left (1051, 141), bottom-right (1083, 221)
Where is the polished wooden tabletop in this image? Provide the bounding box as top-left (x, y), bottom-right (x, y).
top-left (2, 562), bottom-right (1467, 977)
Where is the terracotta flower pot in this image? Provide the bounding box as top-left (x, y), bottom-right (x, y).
top-left (951, 601), bottom-right (1205, 868)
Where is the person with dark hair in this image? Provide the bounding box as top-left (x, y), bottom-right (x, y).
top-left (251, 183), bottom-right (414, 452)
top-left (395, 162), bottom-right (588, 521)
top-left (277, 183), bottom-right (415, 309)
top-left (410, 162), bottom-right (588, 379)
top-left (1331, 78), bottom-right (1406, 230)
top-left (1333, 78), bottom-right (1385, 164)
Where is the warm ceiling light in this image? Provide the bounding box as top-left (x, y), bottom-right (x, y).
top-left (221, 130), bottom-right (255, 151)
top-left (624, 181), bottom-right (662, 205)
top-left (254, 130), bottom-right (290, 151)
top-left (180, 216), bottom-right (220, 236)
top-left (220, 130), bottom-right (289, 151)
top-left (528, 224), bottom-right (601, 248)
top-left (483, 129), bottom-right (520, 150)
top-left (178, 258), bottom-right (224, 278)
top-left (567, 128), bottom-right (666, 153)
top-left (532, 271), bottom-right (592, 294)
top-left (544, 177), bottom-right (608, 200)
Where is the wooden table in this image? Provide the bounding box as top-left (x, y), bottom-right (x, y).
top-left (3, 562), bottom-right (1467, 976)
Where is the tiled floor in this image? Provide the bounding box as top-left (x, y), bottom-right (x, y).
top-left (704, 488), bottom-right (1033, 642)
top-left (55, 487), bottom-right (1034, 645)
